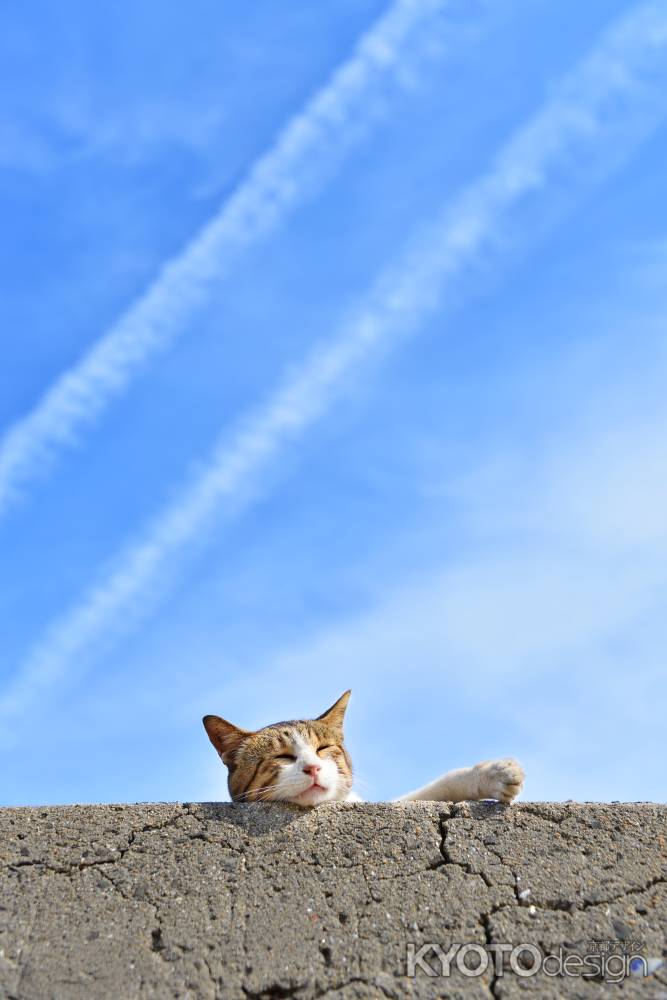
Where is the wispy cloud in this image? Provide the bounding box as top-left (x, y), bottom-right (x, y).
top-left (2, 0), bottom-right (667, 727)
top-left (0, 0), bottom-right (456, 518)
top-left (201, 304), bottom-right (667, 802)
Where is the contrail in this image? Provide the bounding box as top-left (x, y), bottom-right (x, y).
top-left (2, 1), bottom-right (667, 724)
top-left (0, 0), bottom-right (458, 519)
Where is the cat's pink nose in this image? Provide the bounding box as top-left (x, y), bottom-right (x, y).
top-left (303, 764), bottom-right (321, 778)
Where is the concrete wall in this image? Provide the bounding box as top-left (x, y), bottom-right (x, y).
top-left (1, 802), bottom-right (665, 999)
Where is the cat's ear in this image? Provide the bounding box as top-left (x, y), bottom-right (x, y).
top-left (316, 689), bottom-right (351, 730)
top-left (202, 715), bottom-right (250, 767)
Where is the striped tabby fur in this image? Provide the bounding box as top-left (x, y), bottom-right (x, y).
top-left (203, 690), bottom-right (524, 806)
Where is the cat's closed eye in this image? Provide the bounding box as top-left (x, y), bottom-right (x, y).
top-left (202, 690), bottom-right (356, 804)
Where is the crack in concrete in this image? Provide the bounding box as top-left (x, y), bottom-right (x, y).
top-left (2, 809), bottom-right (197, 998)
top-left (242, 985), bottom-right (302, 999)
top-left (581, 874), bottom-right (667, 911)
top-left (4, 808), bottom-right (191, 879)
top-left (478, 839), bottom-right (521, 902)
top-left (480, 912), bottom-right (499, 1000)
top-left (3, 803), bottom-right (667, 999)
top-left (242, 973), bottom-right (400, 1000)
top-left (490, 873), bottom-right (667, 915)
top-left (436, 809), bottom-right (667, 919)
top-left (437, 814), bottom-right (495, 890)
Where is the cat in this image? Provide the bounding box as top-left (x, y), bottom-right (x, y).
top-left (203, 689), bottom-right (524, 806)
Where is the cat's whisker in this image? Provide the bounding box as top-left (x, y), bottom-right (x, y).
top-left (202, 691), bottom-right (525, 808)
top-left (347, 773), bottom-right (374, 796)
top-left (236, 780), bottom-right (285, 802)
top-left (349, 774), bottom-right (372, 789)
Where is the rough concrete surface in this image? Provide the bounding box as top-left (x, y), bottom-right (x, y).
top-left (0, 802), bottom-right (665, 999)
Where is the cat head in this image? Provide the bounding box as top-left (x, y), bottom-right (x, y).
top-left (202, 690), bottom-right (353, 806)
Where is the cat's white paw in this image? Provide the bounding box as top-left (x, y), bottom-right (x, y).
top-left (474, 758), bottom-right (525, 803)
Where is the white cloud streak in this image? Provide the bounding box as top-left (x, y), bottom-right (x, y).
top-left (2, 0), bottom-right (667, 724)
top-left (220, 384), bottom-right (667, 801)
top-left (0, 0), bottom-right (455, 518)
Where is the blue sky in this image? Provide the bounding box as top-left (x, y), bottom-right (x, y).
top-left (1, 0), bottom-right (666, 805)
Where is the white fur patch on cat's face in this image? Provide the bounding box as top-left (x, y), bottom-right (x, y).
top-left (273, 733), bottom-right (343, 805)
